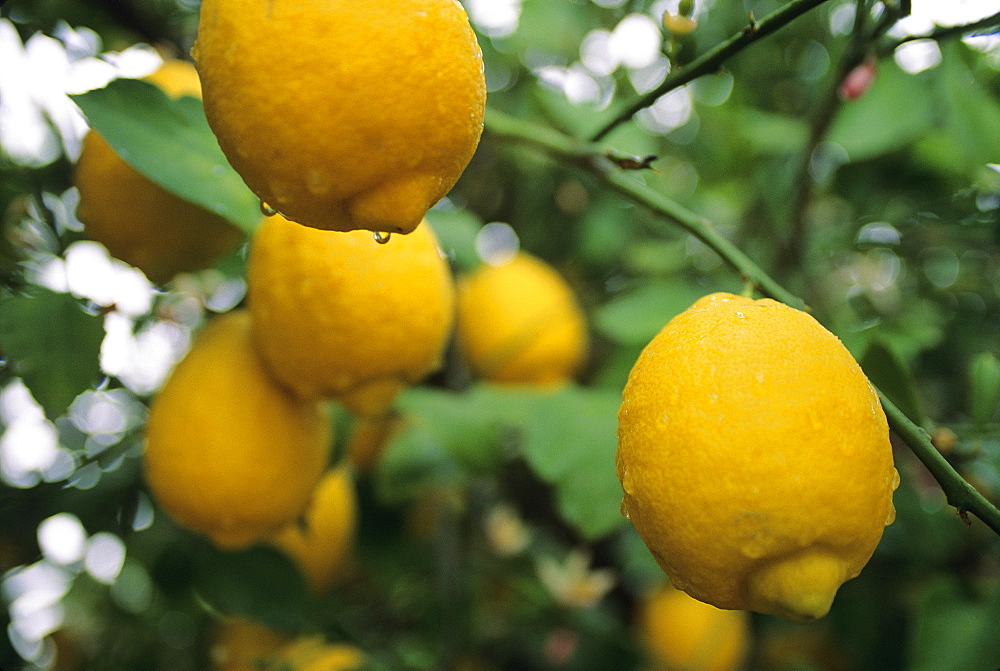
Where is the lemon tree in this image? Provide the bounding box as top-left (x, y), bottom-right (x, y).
top-left (2, 1), bottom-right (1000, 670)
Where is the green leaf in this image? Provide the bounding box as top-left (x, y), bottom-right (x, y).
top-left (828, 60), bottom-right (935, 163)
top-left (859, 339), bottom-right (926, 428)
top-left (969, 351), bottom-right (1000, 426)
top-left (593, 278), bottom-right (705, 346)
top-left (0, 288), bottom-right (105, 419)
top-left (484, 385), bottom-right (626, 540)
top-left (71, 79), bottom-right (261, 234)
top-left (374, 387), bottom-right (505, 504)
top-left (375, 385), bottom-right (626, 540)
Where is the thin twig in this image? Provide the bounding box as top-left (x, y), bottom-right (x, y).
top-left (485, 107), bottom-right (1000, 536)
top-left (880, 394), bottom-right (1000, 536)
top-left (877, 9), bottom-right (1000, 57)
top-left (588, 0), bottom-right (836, 142)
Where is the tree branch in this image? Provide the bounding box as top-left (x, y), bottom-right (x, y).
top-left (485, 106), bottom-right (1000, 536)
top-left (588, 0), bottom-right (836, 142)
top-left (877, 9), bottom-right (1000, 57)
top-left (880, 394), bottom-right (1000, 536)
top-left (486, 108), bottom-right (803, 308)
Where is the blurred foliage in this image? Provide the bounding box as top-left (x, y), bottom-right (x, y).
top-left (2, 0), bottom-right (1000, 669)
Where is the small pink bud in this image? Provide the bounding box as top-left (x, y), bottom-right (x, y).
top-left (839, 59), bottom-right (878, 101)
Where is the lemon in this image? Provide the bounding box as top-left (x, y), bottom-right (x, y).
top-left (193, 0), bottom-right (486, 234)
top-left (209, 616), bottom-right (291, 671)
top-left (638, 584), bottom-right (750, 671)
top-left (274, 637), bottom-right (365, 671)
top-left (74, 60), bottom-right (243, 284)
top-left (271, 466), bottom-right (357, 594)
top-left (456, 252), bottom-right (588, 385)
top-left (617, 293), bottom-right (897, 622)
top-left (246, 214), bottom-right (455, 411)
top-left (144, 310), bottom-right (330, 550)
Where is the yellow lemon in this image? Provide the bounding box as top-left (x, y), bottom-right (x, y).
top-left (144, 310), bottom-right (330, 550)
top-left (638, 584), bottom-right (750, 671)
top-left (617, 293), bottom-right (897, 622)
top-left (193, 0), bottom-right (486, 234)
top-left (246, 214), bottom-right (455, 409)
top-left (74, 59), bottom-right (243, 284)
top-left (271, 466), bottom-right (357, 594)
top-left (274, 637), bottom-right (365, 671)
top-left (456, 252), bottom-right (588, 385)
top-left (208, 616), bottom-right (291, 671)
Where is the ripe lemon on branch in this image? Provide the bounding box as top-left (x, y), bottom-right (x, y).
top-left (74, 60), bottom-right (243, 283)
top-left (144, 310), bottom-right (330, 550)
top-left (617, 293), bottom-right (898, 622)
top-left (246, 214), bottom-right (455, 414)
top-left (192, 0), bottom-right (486, 235)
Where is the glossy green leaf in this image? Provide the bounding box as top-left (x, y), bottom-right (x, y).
top-left (0, 288), bottom-right (105, 419)
top-left (72, 79), bottom-right (261, 234)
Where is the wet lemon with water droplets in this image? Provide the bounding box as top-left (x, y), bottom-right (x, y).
top-left (193, 0), bottom-right (486, 234)
top-left (74, 60), bottom-right (243, 283)
top-left (144, 310), bottom-right (330, 550)
top-left (617, 293), bottom-right (897, 622)
top-left (246, 213), bottom-right (455, 412)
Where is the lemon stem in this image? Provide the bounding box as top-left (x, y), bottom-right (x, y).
top-left (484, 108), bottom-right (1000, 538)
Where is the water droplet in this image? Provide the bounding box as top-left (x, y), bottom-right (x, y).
top-left (891, 469), bottom-right (900, 490)
top-left (373, 231), bottom-right (392, 244)
top-left (260, 201), bottom-right (278, 217)
top-left (212, 165), bottom-right (225, 177)
top-left (619, 498), bottom-right (631, 519)
top-left (755, 372), bottom-right (765, 384)
top-left (885, 504), bottom-right (897, 525)
top-left (736, 311), bottom-right (746, 319)
top-left (621, 469), bottom-right (635, 495)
